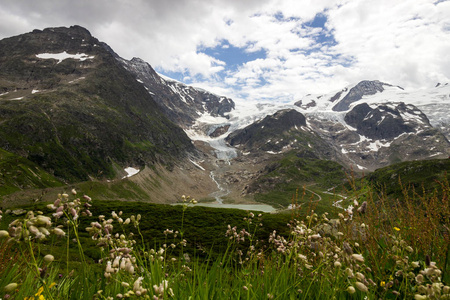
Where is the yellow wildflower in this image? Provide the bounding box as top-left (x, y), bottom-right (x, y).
top-left (380, 281), bottom-right (386, 287)
top-left (25, 283), bottom-right (56, 300)
top-left (36, 286), bottom-right (44, 296)
top-left (394, 227), bottom-right (400, 231)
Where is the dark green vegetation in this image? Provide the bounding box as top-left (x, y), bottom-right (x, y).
top-left (91, 202), bottom-right (290, 259)
top-left (0, 26), bottom-right (193, 183)
top-left (0, 200), bottom-right (291, 263)
top-left (365, 158), bottom-right (450, 200)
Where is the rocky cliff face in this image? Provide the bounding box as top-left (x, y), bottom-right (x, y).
top-left (117, 57), bottom-right (235, 129)
top-left (226, 109), bottom-right (337, 159)
top-left (304, 102), bottom-right (449, 171)
top-left (332, 80), bottom-right (397, 111)
top-left (0, 26), bottom-right (194, 181)
top-left (344, 102), bottom-right (426, 140)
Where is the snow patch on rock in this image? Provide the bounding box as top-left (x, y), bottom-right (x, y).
top-left (36, 51), bottom-right (95, 64)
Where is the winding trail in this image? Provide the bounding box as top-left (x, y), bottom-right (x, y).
top-left (304, 186), bottom-right (322, 202)
top-left (288, 185), bottom-right (349, 210)
top-left (323, 186), bottom-right (347, 209)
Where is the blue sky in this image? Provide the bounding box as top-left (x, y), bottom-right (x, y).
top-left (1, 0), bottom-right (449, 103)
top-left (164, 41), bottom-right (267, 85)
top-left (203, 42), bottom-right (267, 73)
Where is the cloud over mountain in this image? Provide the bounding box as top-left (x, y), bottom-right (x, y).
top-left (1, 0), bottom-right (449, 103)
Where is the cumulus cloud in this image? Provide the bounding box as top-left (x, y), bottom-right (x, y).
top-left (326, 0), bottom-right (450, 88)
top-left (0, 0), bottom-right (449, 102)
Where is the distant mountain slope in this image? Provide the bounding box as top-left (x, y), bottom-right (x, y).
top-left (226, 109), bottom-right (337, 159)
top-left (0, 148), bottom-right (63, 197)
top-left (331, 80), bottom-right (400, 112)
top-left (247, 151), bottom-right (348, 208)
top-left (365, 158), bottom-right (450, 200)
top-left (296, 80), bottom-right (450, 141)
top-left (117, 57), bottom-right (235, 128)
top-left (0, 26), bottom-right (194, 182)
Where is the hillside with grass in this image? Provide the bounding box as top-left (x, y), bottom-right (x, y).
top-left (365, 158), bottom-right (450, 200)
top-left (0, 26), bottom-right (194, 183)
top-left (246, 151), bottom-right (348, 210)
top-left (0, 148), bottom-right (63, 197)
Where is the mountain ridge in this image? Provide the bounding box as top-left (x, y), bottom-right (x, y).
top-left (117, 56), bottom-right (235, 129)
top-left (0, 25), bottom-right (195, 183)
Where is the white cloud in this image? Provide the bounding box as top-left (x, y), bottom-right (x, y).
top-left (0, 0), bottom-right (449, 102)
top-left (217, 0), bottom-right (450, 101)
top-left (326, 0), bottom-right (450, 88)
top-left (0, 10), bottom-right (30, 38)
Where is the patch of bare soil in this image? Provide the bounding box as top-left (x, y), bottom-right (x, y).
top-left (128, 161), bottom-right (218, 204)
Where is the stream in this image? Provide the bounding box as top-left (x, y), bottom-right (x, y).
top-left (202, 136), bottom-right (276, 212)
top-left (209, 171), bottom-right (229, 204)
top-left (207, 136), bottom-right (236, 204)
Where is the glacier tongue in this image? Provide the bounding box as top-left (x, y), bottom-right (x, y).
top-left (185, 99), bottom-right (302, 163)
top-left (208, 138), bottom-right (237, 162)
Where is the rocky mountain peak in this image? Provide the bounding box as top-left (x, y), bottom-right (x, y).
top-left (227, 109), bottom-right (310, 152)
top-left (0, 26), bottom-right (195, 182)
top-left (344, 102), bottom-right (430, 140)
top-left (118, 57), bottom-right (235, 128)
top-left (130, 57), bottom-right (147, 64)
top-left (2, 26), bottom-right (100, 58)
top-left (43, 25), bottom-right (92, 38)
top-left (333, 80), bottom-right (395, 112)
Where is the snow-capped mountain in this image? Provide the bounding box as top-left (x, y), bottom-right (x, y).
top-left (117, 57), bottom-right (235, 129)
top-left (113, 49), bottom-right (450, 173)
top-left (290, 80), bottom-right (450, 170)
top-left (296, 80), bottom-right (450, 141)
top-left (174, 79), bottom-right (449, 173)
top-left (101, 44), bottom-right (450, 184)
top-left (112, 50), bottom-right (450, 173)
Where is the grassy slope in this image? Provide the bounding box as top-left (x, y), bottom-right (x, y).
top-left (252, 152), bottom-right (348, 212)
top-left (365, 158), bottom-right (450, 200)
top-left (0, 148), bottom-right (63, 197)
